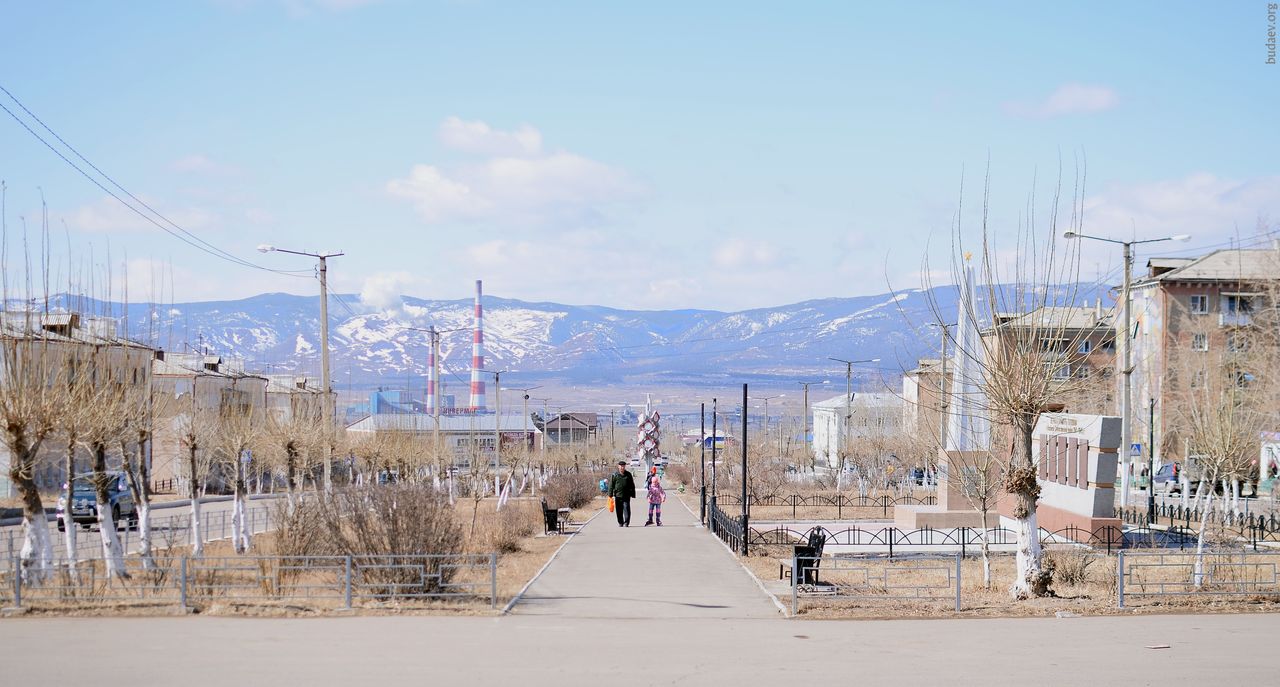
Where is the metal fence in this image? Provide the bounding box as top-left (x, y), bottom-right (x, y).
top-left (709, 498), bottom-right (748, 555)
top-left (712, 493), bottom-right (936, 520)
top-left (2, 506), bottom-right (274, 562)
top-left (1117, 504), bottom-right (1280, 546)
top-left (1117, 550), bottom-right (1280, 607)
top-left (1, 553), bottom-right (499, 610)
top-left (750, 524), bottom-right (1203, 556)
top-left (789, 553), bottom-right (962, 615)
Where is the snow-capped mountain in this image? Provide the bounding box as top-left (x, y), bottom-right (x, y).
top-left (44, 283), bottom-right (1106, 388)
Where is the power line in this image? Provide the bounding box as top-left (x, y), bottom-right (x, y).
top-left (0, 83), bottom-right (310, 278)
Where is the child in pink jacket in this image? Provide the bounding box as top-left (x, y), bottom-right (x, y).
top-left (645, 476), bottom-right (666, 526)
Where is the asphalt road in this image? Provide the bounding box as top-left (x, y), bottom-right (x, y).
top-left (0, 613), bottom-right (1273, 686)
top-left (0, 496), bottom-right (275, 560)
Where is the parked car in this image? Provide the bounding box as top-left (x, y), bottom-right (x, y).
top-left (56, 471), bottom-right (137, 531)
top-left (1151, 461), bottom-right (1257, 497)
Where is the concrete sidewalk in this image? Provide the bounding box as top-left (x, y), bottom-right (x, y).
top-left (512, 491), bottom-right (779, 618)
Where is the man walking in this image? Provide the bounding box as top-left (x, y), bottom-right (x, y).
top-left (609, 460), bottom-right (636, 527)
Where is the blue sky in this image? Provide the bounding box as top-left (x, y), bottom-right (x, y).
top-left (1, 1), bottom-right (1277, 310)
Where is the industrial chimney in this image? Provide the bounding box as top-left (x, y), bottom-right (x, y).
top-left (469, 279), bottom-right (487, 412)
top-left (426, 325), bottom-right (437, 415)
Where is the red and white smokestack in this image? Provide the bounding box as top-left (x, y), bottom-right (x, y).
top-left (469, 279), bottom-right (487, 412)
top-left (426, 328), bottom-right (437, 415)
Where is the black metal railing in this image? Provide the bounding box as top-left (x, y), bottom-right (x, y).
top-left (1116, 503), bottom-right (1280, 549)
top-left (708, 498), bottom-right (748, 555)
top-left (748, 523), bottom-right (1201, 556)
top-left (711, 493), bottom-right (936, 520)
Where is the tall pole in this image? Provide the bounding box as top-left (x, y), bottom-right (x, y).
top-left (710, 398), bottom-right (718, 506)
top-left (432, 327), bottom-right (442, 468)
top-left (801, 383), bottom-right (812, 473)
top-left (700, 402), bottom-right (706, 525)
top-left (741, 383), bottom-right (749, 555)
top-left (938, 323), bottom-right (950, 451)
top-left (1147, 398), bottom-right (1156, 523)
top-left (318, 255), bottom-right (332, 493)
top-left (1120, 240), bottom-right (1133, 508)
top-left (492, 371), bottom-right (502, 481)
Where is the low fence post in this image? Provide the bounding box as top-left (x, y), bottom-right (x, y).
top-left (954, 553), bottom-right (962, 612)
top-left (489, 553), bottom-right (498, 610)
top-left (343, 555), bottom-right (353, 609)
top-left (887, 528), bottom-right (894, 560)
top-left (1116, 551), bottom-right (1125, 609)
top-left (837, 494), bottom-right (843, 520)
top-left (12, 555), bottom-right (21, 608)
top-left (179, 556), bottom-right (188, 611)
top-left (790, 552), bottom-right (799, 616)
top-left (742, 513), bottom-right (749, 557)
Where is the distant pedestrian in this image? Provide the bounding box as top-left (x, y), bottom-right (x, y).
top-left (609, 460), bottom-right (636, 527)
top-left (644, 475), bottom-right (666, 527)
top-left (645, 466), bottom-right (657, 489)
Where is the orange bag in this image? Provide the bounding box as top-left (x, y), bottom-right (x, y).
top-left (607, 496), bottom-right (615, 512)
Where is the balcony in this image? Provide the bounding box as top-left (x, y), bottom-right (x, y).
top-left (1219, 312), bottom-right (1252, 327)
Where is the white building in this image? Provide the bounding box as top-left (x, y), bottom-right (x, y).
top-left (345, 412), bottom-right (542, 466)
top-left (810, 392), bottom-right (903, 468)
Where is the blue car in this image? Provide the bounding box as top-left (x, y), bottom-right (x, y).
top-left (56, 472), bottom-right (138, 531)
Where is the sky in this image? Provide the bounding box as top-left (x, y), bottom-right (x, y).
top-left (1, 1), bottom-right (1278, 312)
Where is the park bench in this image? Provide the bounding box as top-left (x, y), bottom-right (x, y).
top-left (541, 498), bottom-right (572, 535)
top-left (780, 526), bottom-right (827, 586)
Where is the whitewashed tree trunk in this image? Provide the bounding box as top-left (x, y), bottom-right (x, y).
top-left (1180, 475), bottom-right (1191, 508)
top-left (1231, 479), bottom-right (1241, 514)
top-left (136, 502), bottom-right (153, 568)
top-left (20, 511), bottom-right (54, 585)
top-left (94, 502), bottom-right (128, 580)
top-left (232, 492), bottom-right (251, 553)
top-left (1193, 491), bottom-right (1214, 588)
top-left (190, 496), bottom-right (204, 556)
top-left (1010, 506), bottom-right (1043, 598)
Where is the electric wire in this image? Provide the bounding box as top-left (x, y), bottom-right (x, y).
top-left (0, 83), bottom-right (310, 278)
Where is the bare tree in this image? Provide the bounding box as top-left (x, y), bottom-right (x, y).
top-left (915, 165), bottom-right (1090, 599)
top-left (211, 388), bottom-right (262, 554)
top-left (79, 345), bottom-right (131, 579)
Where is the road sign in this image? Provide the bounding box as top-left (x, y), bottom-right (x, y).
top-left (1130, 443), bottom-right (1142, 458)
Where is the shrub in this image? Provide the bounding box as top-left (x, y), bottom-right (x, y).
top-left (1045, 547), bottom-right (1095, 587)
top-left (272, 485), bottom-right (464, 594)
top-left (665, 464), bottom-right (693, 486)
top-left (468, 501), bottom-right (540, 554)
top-left (543, 474), bottom-right (599, 510)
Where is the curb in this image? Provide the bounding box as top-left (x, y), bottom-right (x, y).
top-left (675, 496), bottom-right (789, 617)
top-left (501, 506), bottom-right (605, 615)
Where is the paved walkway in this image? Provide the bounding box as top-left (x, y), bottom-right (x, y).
top-left (512, 493), bottom-right (779, 618)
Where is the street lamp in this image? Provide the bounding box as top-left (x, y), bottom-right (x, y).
top-left (754, 393), bottom-right (784, 446)
top-left (1064, 230), bottom-right (1190, 508)
top-left (828, 358), bottom-right (880, 490)
top-left (798, 380), bottom-right (829, 474)
top-left (258, 244), bottom-right (344, 493)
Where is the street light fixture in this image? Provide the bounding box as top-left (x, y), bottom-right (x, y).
top-left (1063, 230), bottom-right (1191, 509)
top-left (259, 243), bottom-right (345, 493)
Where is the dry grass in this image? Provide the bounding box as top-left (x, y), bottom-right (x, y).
top-left (738, 543), bottom-right (1280, 619)
top-left (5, 493), bottom-right (603, 617)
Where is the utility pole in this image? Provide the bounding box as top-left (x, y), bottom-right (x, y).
top-left (1064, 230), bottom-right (1190, 508)
top-left (741, 384), bottom-right (749, 556)
top-left (1148, 398), bottom-right (1156, 524)
top-left (700, 402), bottom-right (706, 525)
top-left (485, 370), bottom-right (507, 493)
top-left (798, 380), bottom-right (825, 473)
top-left (432, 327), bottom-right (441, 470)
top-left (932, 323), bottom-right (954, 451)
top-left (829, 358), bottom-right (879, 491)
top-left (258, 244), bottom-right (343, 493)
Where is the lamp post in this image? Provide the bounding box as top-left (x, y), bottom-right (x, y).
top-left (700, 401), bottom-right (706, 525)
top-left (798, 380), bottom-right (828, 474)
top-left (258, 244), bottom-right (343, 493)
top-left (755, 393), bottom-right (784, 450)
top-left (828, 357), bottom-right (880, 490)
top-left (1064, 230), bottom-right (1190, 508)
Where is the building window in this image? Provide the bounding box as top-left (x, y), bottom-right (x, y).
top-left (1224, 295), bottom-right (1255, 314)
top-left (1227, 332), bottom-right (1248, 352)
top-left (1191, 333), bottom-right (1208, 351)
top-left (1189, 294), bottom-right (1208, 314)
top-left (1077, 340), bottom-right (1093, 355)
top-left (1044, 362), bottom-right (1071, 380)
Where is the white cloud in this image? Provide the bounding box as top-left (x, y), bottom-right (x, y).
top-left (388, 118), bottom-right (642, 225)
top-left (360, 271), bottom-right (418, 311)
top-left (1003, 83), bottom-right (1119, 119)
top-left (68, 196), bottom-right (216, 233)
top-left (1083, 173), bottom-right (1280, 243)
top-left (712, 238), bottom-right (779, 269)
top-left (439, 116), bottom-right (542, 156)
